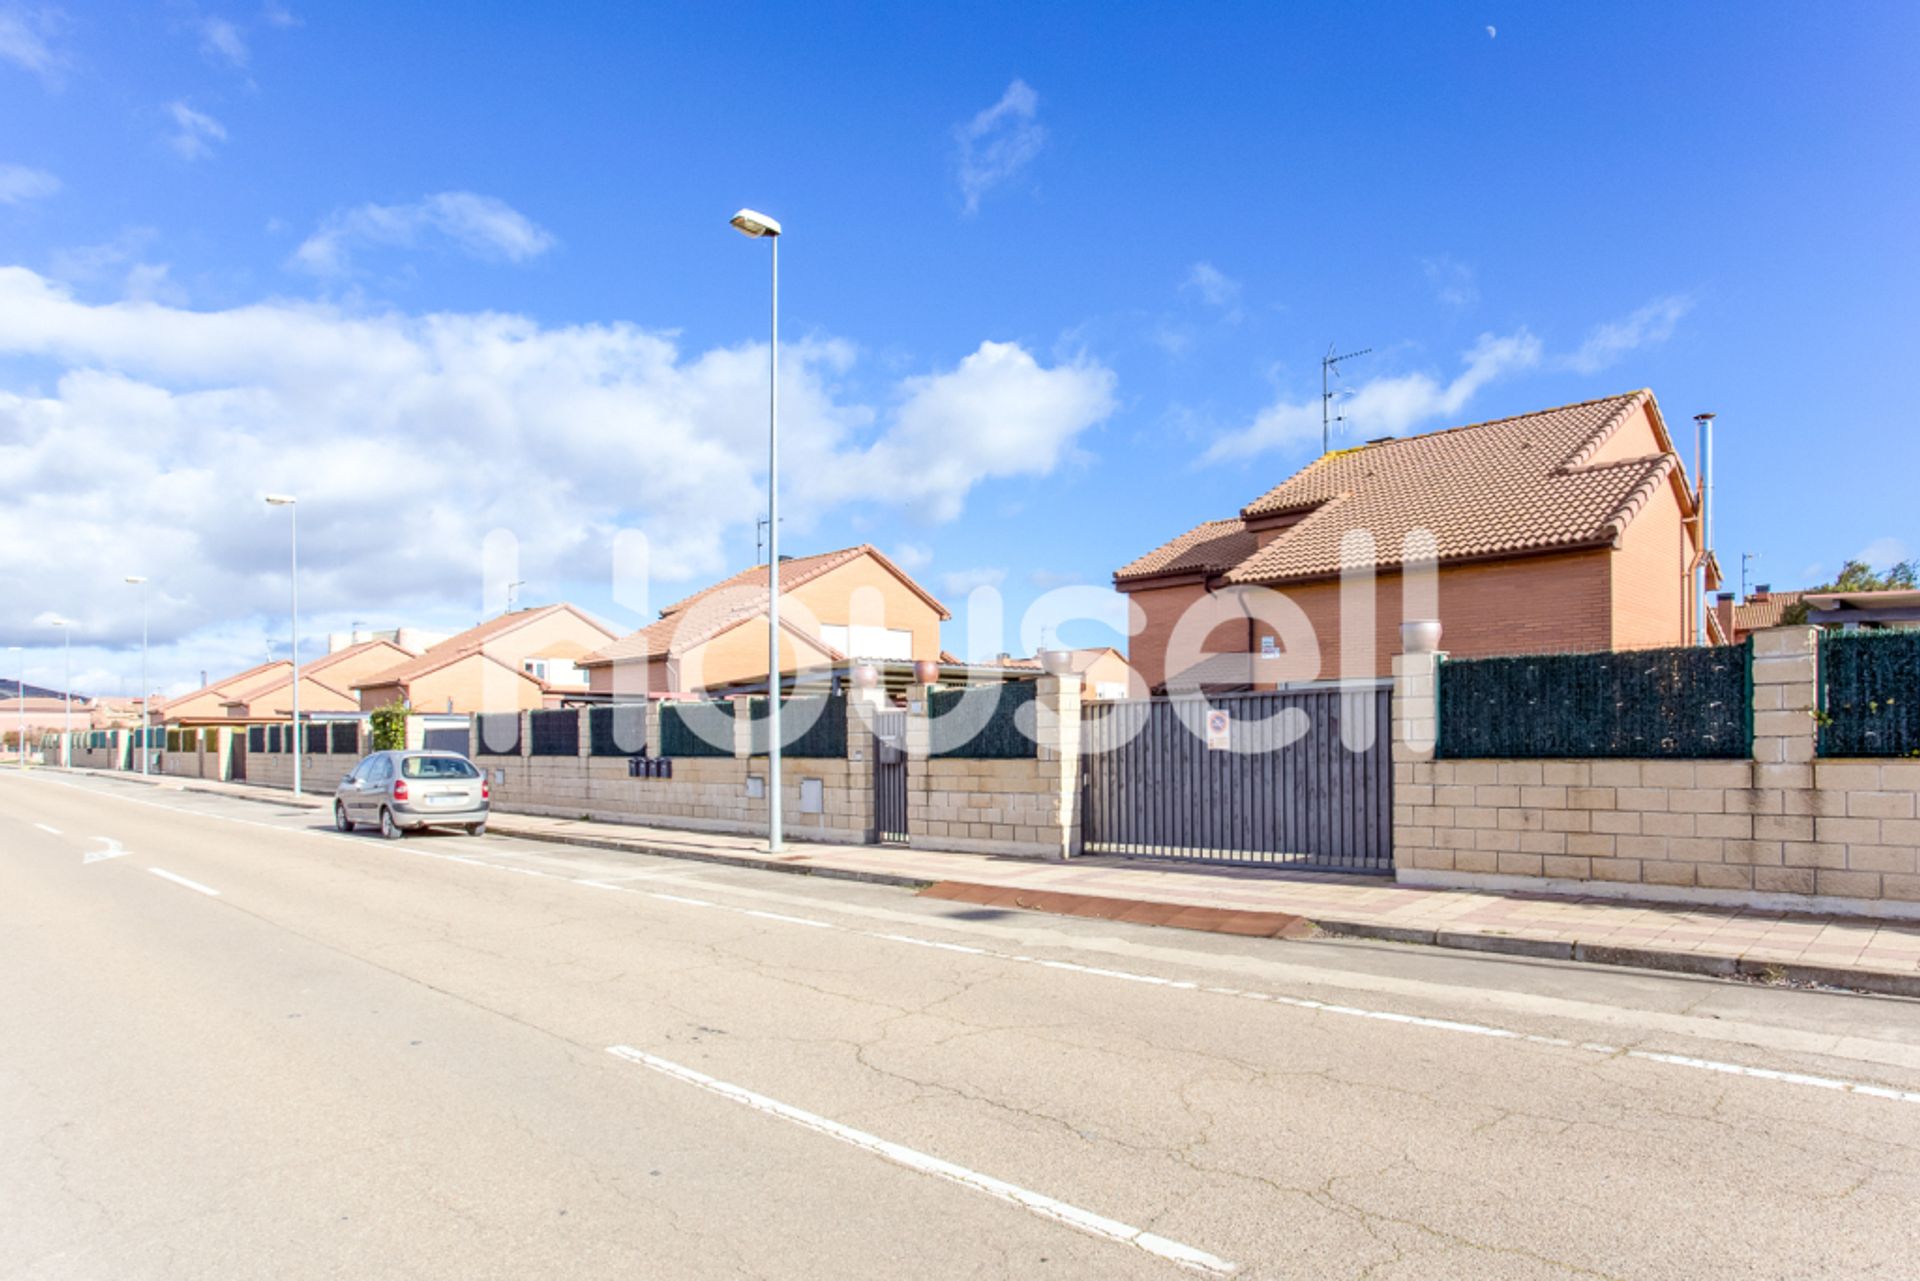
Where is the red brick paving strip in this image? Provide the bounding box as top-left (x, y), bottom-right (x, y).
top-left (921, 881), bottom-right (1319, 939)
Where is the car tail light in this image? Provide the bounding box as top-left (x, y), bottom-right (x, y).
top-left (392, 779), bottom-right (409, 802)
top-left (481, 780), bottom-right (490, 801)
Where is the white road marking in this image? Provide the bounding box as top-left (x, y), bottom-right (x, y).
top-left (34, 822), bottom-right (61, 835)
top-left (84, 836), bottom-right (130, 863)
top-left (148, 867), bottom-right (220, 897)
top-left (19, 771), bottom-right (1920, 1108)
top-left (606, 1045), bottom-right (1238, 1275)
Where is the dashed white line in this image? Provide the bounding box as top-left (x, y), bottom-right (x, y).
top-left (148, 867), bottom-right (220, 897)
top-left (33, 822), bottom-right (61, 835)
top-left (606, 1045), bottom-right (1237, 1275)
top-left (23, 771), bottom-right (1920, 1109)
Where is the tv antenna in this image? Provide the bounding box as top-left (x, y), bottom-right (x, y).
top-left (756, 516), bottom-right (785, 564)
top-left (1741, 552), bottom-right (1760, 600)
top-left (505, 580), bottom-right (527, 613)
top-left (1321, 344), bottom-right (1371, 454)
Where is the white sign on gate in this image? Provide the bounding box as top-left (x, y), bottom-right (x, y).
top-left (1206, 708), bottom-right (1231, 751)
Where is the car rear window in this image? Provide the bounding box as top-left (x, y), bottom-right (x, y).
top-left (401, 756), bottom-right (480, 779)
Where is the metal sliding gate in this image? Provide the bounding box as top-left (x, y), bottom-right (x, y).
top-left (1080, 687), bottom-right (1394, 872)
top-left (872, 709), bottom-right (909, 845)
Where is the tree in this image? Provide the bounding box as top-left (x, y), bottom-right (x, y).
top-left (1780, 558), bottom-right (1917, 624)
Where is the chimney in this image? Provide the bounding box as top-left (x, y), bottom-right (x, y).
top-left (1752, 584), bottom-right (1771, 602)
top-left (1715, 592), bottom-right (1735, 643)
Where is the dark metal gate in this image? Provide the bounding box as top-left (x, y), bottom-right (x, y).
top-left (423, 722), bottom-right (471, 754)
top-left (1080, 687), bottom-right (1394, 872)
top-left (872, 710), bottom-right (908, 845)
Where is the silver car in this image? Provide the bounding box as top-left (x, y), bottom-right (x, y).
top-left (334, 750), bottom-right (490, 839)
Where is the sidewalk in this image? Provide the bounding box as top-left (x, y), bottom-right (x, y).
top-left (42, 767), bottom-right (1920, 998)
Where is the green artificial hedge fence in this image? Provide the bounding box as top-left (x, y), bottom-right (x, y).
top-left (1820, 631), bottom-right (1920, 757)
top-left (1438, 642), bottom-right (1752, 760)
top-left (660, 700), bottom-right (735, 757)
top-left (589, 704), bottom-right (650, 757)
top-left (745, 693), bottom-right (846, 758)
top-left (929, 681), bottom-right (1038, 759)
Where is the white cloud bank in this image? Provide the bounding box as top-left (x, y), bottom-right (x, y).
top-left (1204, 331), bottom-right (1542, 462)
top-left (1563, 295), bottom-right (1692, 374)
top-left (1205, 294), bottom-right (1696, 462)
top-left (0, 162), bottom-right (59, 205)
top-left (955, 80), bottom-right (1045, 215)
top-left (0, 5), bottom-right (65, 83)
top-left (165, 101), bottom-right (228, 160)
top-left (0, 267), bottom-right (1115, 657)
top-left (292, 192), bottom-right (556, 274)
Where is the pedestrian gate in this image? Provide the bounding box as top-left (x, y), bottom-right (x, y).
top-left (1080, 687), bottom-right (1394, 872)
top-left (872, 709), bottom-right (909, 845)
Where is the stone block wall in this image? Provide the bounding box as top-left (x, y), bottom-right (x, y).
top-left (1394, 626), bottom-right (1920, 916)
top-left (902, 676), bottom-right (1081, 859)
top-left (249, 747), bottom-right (364, 792)
top-left (161, 728), bottom-right (233, 782)
top-left (475, 705), bottom-right (875, 845)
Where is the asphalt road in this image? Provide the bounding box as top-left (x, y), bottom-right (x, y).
top-left (5, 768), bottom-right (1920, 1280)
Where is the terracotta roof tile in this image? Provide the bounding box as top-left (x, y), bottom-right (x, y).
top-left (581, 545), bottom-right (947, 667)
top-left (1118, 391), bottom-right (1690, 588)
top-left (355, 605), bottom-right (617, 689)
top-left (1114, 519), bottom-right (1262, 583)
top-left (1734, 592), bottom-right (1804, 633)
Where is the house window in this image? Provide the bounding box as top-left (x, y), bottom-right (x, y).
top-left (821, 624), bottom-right (913, 660)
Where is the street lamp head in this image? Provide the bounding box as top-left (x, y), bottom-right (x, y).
top-left (264, 493), bottom-right (297, 506)
top-left (124, 575), bottom-right (146, 585)
top-left (729, 208), bottom-right (782, 239)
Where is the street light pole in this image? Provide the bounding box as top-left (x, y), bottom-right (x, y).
top-left (50, 618), bottom-right (71, 768)
top-left (126, 577), bottom-right (149, 774)
top-left (729, 207), bottom-right (784, 853)
top-left (265, 495), bottom-right (301, 796)
top-left (8, 646), bottom-right (23, 769)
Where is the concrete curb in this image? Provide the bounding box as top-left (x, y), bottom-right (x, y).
top-left (1317, 919), bottom-right (1920, 1000)
top-left (49, 768), bottom-right (1920, 1000)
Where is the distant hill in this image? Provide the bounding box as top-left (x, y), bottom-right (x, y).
top-left (0, 679), bottom-right (86, 702)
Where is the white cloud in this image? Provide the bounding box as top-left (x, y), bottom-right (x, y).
top-left (0, 267), bottom-right (1115, 674)
top-left (0, 162), bottom-right (58, 205)
top-left (1422, 255), bottom-right (1477, 308)
top-left (0, 5), bottom-right (64, 84)
top-left (1183, 261), bottom-right (1241, 310)
top-left (165, 101), bottom-right (228, 160)
top-left (955, 79), bottom-right (1045, 215)
top-left (941, 567), bottom-right (1007, 596)
top-left (262, 3), bottom-right (300, 28)
top-left (1563, 295), bottom-right (1692, 374)
top-left (200, 16), bottom-right (249, 68)
top-left (292, 192), bottom-right (555, 275)
top-left (800, 339), bottom-right (1117, 521)
top-left (890, 542), bottom-right (932, 572)
top-left (1204, 330), bottom-right (1541, 462)
top-left (1859, 537), bottom-right (1912, 570)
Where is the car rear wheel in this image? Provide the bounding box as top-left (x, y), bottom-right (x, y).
top-left (379, 807), bottom-right (404, 841)
top-left (466, 822), bottom-right (487, 837)
top-left (334, 802), bottom-right (354, 833)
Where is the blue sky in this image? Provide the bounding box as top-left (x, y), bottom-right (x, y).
top-left (2, 1), bottom-right (1915, 694)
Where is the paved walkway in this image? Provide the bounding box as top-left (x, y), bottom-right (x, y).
top-left (32, 766), bottom-right (1920, 997)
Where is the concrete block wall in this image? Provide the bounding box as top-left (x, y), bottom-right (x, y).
top-left (478, 704), bottom-right (874, 845)
top-left (1394, 626), bottom-right (1920, 918)
top-left (903, 675), bottom-right (1081, 859)
top-left (161, 728), bottom-right (232, 782)
top-left (249, 747), bottom-right (364, 793)
top-left (69, 733), bottom-right (128, 770)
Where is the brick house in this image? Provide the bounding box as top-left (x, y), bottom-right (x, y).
top-left (214, 639), bottom-right (415, 719)
top-left (1115, 390), bottom-right (1725, 690)
top-left (354, 604), bottom-right (621, 713)
top-left (577, 545), bottom-right (950, 698)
